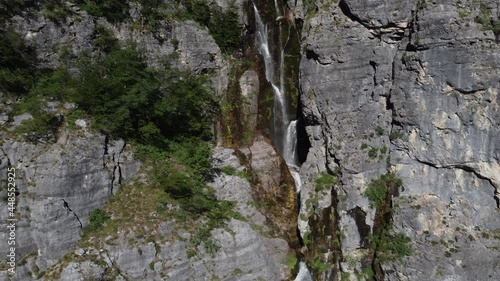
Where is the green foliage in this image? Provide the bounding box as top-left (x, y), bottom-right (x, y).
top-left (315, 172), bottom-right (337, 192)
top-left (375, 125), bottom-right (384, 136)
top-left (220, 166), bottom-right (237, 175)
top-left (93, 25), bottom-right (119, 53)
top-left (74, 0), bottom-right (129, 23)
top-left (86, 209), bottom-right (110, 232)
top-left (303, 0), bottom-right (317, 15)
top-left (188, 200), bottom-right (240, 256)
top-left (11, 94), bottom-right (62, 142)
top-left (362, 267), bottom-right (374, 278)
top-left (41, 0), bottom-right (74, 23)
top-left (64, 109), bottom-right (87, 128)
top-left (42, 44), bottom-right (217, 142)
top-left (380, 145), bottom-right (388, 154)
top-left (0, 28), bottom-right (38, 95)
top-left (309, 253), bottom-right (329, 272)
top-left (209, 3), bottom-right (242, 53)
top-left (286, 255), bottom-right (298, 270)
top-left (180, 0), bottom-right (242, 53)
top-left (135, 0), bottom-right (173, 32)
top-left (303, 231), bottom-right (312, 247)
top-left (370, 232), bottom-right (412, 262)
top-left (364, 173), bottom-right (402, 209)
top-left (368, 147), bottom-right (378, 159)
top-left (180, 0), bottom-right (211, 26)
top-left (360, 143), bottom-right (368, 149)
top-left (13, 112), bottom-right (61, 140)
top-left (0, 0), bottom-right (33, 24)
top-left (390, 130), bottom-right (404, 140)
top-left (475, 2), bottom-right (500, 36)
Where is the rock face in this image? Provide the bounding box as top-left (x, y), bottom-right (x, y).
top-left (295, 0), bottom-right (500, 280)
top-left (0, 3), bottom-right (294, 280)
top-left (243, 136), bottom-right (299, 245)
top-left (0, 129), bottom-right (140, 280)
top-left (11, 7), bottom-right (229, 96)
top-left (16, 147), bottom-right (291, 281)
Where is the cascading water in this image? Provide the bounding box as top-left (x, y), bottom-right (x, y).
top-left (253, 3), bottom-right (312, 280)
top-left (253, 3), bottom-right (300, 185)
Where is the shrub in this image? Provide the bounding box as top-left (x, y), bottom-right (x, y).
top-left (220, 166), bottom-right (237, 175)
top-left (0, 28), bottom-right (38, 95)
top-left (380, 145), bottom-right (388, 154)
top-left (46, 44), bottom-right (217, 143)
top-left (209, 3), bottom-right (242, 53)
top-left (375, 125), bottom-right (384, 136)
top-left (315, 172), bottom-right (337, 192)
top-left (303, 0), bottom-right (317, 15)
top-left (0, 0), bottom-right (34, 24)
top-left (86, 209), bottom-right (110, 232)
top-left (42, 0), bottom-right (74, 23)
top-left (180, 0), bottom-right (242, 53)
top-left (475, 3), bottom-right (500, 36)
top-left (389, 131), bottom-right (404, 140)
top-left (364, 173), bottom-right (402, 209)
top-left (370, 232), bottom-right (412, 261)
top-left (286, 255), bottom-right (298, 270)
top-left (93, 25), bottom-right (119, 53)
top-left (74, 0), bottom-right (129, 23)
top-left (368, 147), bottom-right (378, 159)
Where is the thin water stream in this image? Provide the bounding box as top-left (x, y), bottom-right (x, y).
top-left (253, 3), bottom-right (311, 280)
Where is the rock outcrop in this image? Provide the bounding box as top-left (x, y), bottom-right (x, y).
top-left (295, 0), bottom-right (500, 280)
top-left (15, 147), bottom-right (291, 281)
top-left (0, 129), bottom-right (140, 280)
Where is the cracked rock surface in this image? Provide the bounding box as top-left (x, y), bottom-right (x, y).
top-left (295, 0), bottom-right (500, 280)
top-left (0, 130), bottom-right (139, 276)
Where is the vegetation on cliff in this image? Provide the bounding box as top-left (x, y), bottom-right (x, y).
top-left (1, 14), bottom-right (239, 259)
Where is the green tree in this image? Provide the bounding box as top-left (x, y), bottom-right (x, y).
top-left (0, 28), bottom-right (38, 95)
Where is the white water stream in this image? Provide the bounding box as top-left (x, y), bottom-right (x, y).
top-left (254, 3), bottom-right (312, 280)
top-left (253, 4), bottom-right (299, 177)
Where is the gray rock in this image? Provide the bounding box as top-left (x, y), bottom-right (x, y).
top-left (0, 130), bottom-right (139, 274)
top-left (239, 70), bottom-right (260, 132)
top-left (296, 0), bottom-right (500, 279)
top-left (11, 113), bottom-right (33, 128)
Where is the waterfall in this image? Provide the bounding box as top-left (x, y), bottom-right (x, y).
top-left (253, 4), bottom-right (297, 169)
top-left (254, 3), bottom-right (312, 280)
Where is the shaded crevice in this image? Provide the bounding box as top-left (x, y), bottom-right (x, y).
top-left (305, 49), bottom-right (330, 65)
top-left (103, 135), bottom-right (109, 168)
top-left (61, 199), bottom-right (83, 230)
top-left (347, 207), bottom-right (371, 248)
top-left (369, 60), bottom-right (377, 86)
top-left (110, 164), bottom-right (118, 195)
top-left (0, 148), bottom-right (11, 166)
top-left (338, 0), bottom-right (367, 28)
top-left (414, 158), bottom-right (499, 208)
top-left (296, 102), bottom-right (311, 165)
top-left (446, 82), bottom-right (486, 95)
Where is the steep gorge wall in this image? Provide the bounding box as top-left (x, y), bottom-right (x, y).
top-left (293, 0), bottom-right (500, 280)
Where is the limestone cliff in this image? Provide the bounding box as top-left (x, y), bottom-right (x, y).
top-left (294, 0), bottom-right (500, 280)
top-left (1, 0), bottom-right (499, 280)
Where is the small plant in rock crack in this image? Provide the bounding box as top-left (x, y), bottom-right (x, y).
top-left (364, 173), bottom-right (403, 209)
top-left (315, 172), bottom-right (337, 192)
top-left (369, 231), bottom-right (412, 262)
